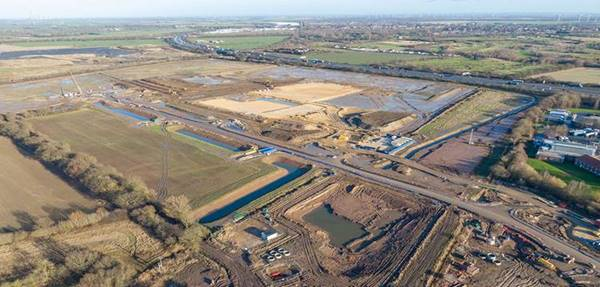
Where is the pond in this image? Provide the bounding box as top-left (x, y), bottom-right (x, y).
top-left (199, 162), bottom-right (309, 223)
top-left (303, 204), bottom-right (367, 247)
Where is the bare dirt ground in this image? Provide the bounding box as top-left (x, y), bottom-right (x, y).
top-left (249, 82), bottom-right (363, 103)
top-left (196, 98), bottom-right (293, 114)
top-left (262, 103), bottom-right (324, 119)
top-left (283, 177), bottom-right (443, 286)
top-left (416, 112), bottom-right (520, 175)
top-left (0, 137), bottom-right (98, 231)
top-left (418, 141), bottom-right (490, 175)
top-left (105, 58), bottom-right (273, 80)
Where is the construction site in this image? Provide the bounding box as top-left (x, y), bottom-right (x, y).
top-left (0, 17), bottom-right (599, 287)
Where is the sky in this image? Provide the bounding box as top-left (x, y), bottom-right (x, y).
top-left (1, 0), bottom-right (599, 19)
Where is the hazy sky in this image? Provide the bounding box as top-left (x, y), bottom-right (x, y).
top-left (1, 0), bottom-right (599, 19)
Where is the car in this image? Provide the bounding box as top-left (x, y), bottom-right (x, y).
top-left (277, 247), bottom-right (291, 256)
top-left (487, 253), bottom-right (497, 262)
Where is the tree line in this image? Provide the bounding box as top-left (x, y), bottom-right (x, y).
top-left (0, 112), bottom-right (207, 238)
top-left (489, 92), bottom-right (599, 215)
top-left (0, 110), bottom-right (212, 285)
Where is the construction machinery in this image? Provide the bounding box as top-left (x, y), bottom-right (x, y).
top-left (537, 257), bottom-right (557, 272)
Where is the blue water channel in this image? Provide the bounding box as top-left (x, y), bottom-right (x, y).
top-left (94, 102), bottom-right (150, 121)
top-left (200, 162), bottom-right (309, 223)
top-left (176, 129), bottom-right (240, 152)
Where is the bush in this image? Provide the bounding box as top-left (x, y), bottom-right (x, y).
top-left (161, 195), bottom-right (192, 227)
top-left (130, 205), bottom-right (181, 243)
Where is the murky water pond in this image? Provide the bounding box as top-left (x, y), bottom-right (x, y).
top-left (303, 204), bottom-right (367, 247)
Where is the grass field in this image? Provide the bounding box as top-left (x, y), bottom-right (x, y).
top-left (306, 49), bottom-right (430, 65)
top-left (402, 57), bottom-right (555, 77)
top-left (417, 90), bottom-right (530, 139)
top-left (196, 35), bottom-right (289, 50)
top-left (0, 137), bottom-right (97, 230)
top-left (568, 108), bottom-right (600, 116)
top-left (9, 39), bottom-right (166, 48)
top-left (531, 67), bottom-right (600, 85)
top-left (29, 108), bottom-right (276, 209)
top-left (527, 158), bottom-right (599, 194)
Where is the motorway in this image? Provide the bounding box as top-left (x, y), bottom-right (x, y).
top-left (130, 102), bottom-right (598, 267)
top-left (168, 34), bottom-right (600, 97)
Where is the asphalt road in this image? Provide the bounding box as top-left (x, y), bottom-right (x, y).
top-left (168, 35), bottom-right (600, 97)
top-left (137, 103), bottom-right (598, 267)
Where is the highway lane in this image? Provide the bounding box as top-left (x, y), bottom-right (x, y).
top-left (168, 34), bottom-right (600, 97)
top-left (138, 103), bottom-right (598, 266)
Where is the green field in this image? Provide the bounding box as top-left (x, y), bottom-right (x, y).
top-left (29, 108), bottom-right (276, 209)
top-left (418, 91), bottom-right (529, 139)
top-left (196, 35), bottom-right (289, 50)
top-left (306, 49), bottom-right (430, 65)
top-left (532, 67), bottom-right (600, 85)
top-left (10, 39), bottom-right (166, 48)
top-left (402, 56), bottom-right (555, 77)
top-left (527, 158), bottom-right (599, 194)
top-left (568, 108), bottom-right (600, 116)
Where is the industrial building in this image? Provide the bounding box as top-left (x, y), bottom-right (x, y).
top-left (536, 139), bottom-right (598, 162)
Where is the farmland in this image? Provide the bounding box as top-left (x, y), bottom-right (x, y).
top-left (29, 108), bottom-right (277, 209)
top-left (531, 67), bottom-right (600, 85)
top-left (305, 49), bottom-right (431, 65)
top-left (527, 158), bottom-right (600, 195)
top-left (0, 137), bottom-right (97, 231)
top-left (416, 90), bottom-right (530, 140)
top-left (402, 57), bottom-right (555, 78)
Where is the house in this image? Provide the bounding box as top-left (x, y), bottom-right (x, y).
top-left (574, 155), bottom-right (600, 176)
